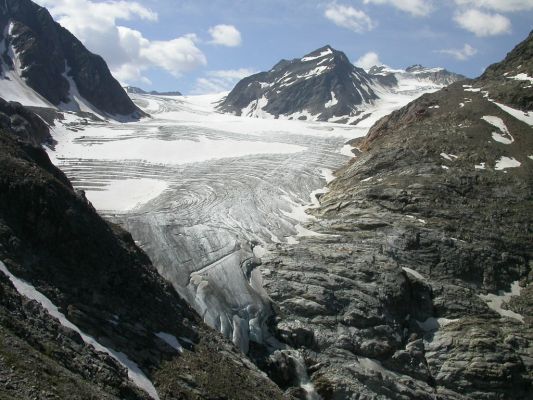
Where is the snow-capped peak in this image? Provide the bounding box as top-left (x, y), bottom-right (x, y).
top-left (301, 46), bottom-right (334, 62)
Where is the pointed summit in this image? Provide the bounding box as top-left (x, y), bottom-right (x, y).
top-left (217, 45), bottom-right (383, 122)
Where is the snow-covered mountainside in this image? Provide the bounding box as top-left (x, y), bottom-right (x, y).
top-left (369, 64), bottom-right (465, 86)
top-left (217, 45), bottom-right (390, 122)
top-left (0, 0), bottom-right (143, 120)
top-left (217, 45), bottom-right (464, 124)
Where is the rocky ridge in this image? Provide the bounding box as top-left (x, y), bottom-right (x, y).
top-left (217, 45), bottom-right (391, 122)
top-left (257, 32), bottom-right (533, 399)
top-left (125, 86), bottom-right (183, 97)
top-left (369, 64), bottom-right (466, 86)
top-left (217, 46), bottom-right (464, 124)
top-left (0, 0), bottom-right (143, 119)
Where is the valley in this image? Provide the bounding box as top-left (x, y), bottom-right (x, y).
top-left (46, 81), bottom-right (441, 355)
top-left (0, 1), bottom-right (531, 398)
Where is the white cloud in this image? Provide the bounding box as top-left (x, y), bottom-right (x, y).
top-left (454, 0), bottom-right (533, 12)
top-left (208, 25), bottom-right (242, 47)
top-left (192, 68), bottom-right (256, 95)
top-left (437, 43), bottom-right (478, 60)
top-left (454, 9), bottom-right (511, 37)
top-left (355, 52), bottom-right (383, 70)
top-left (34, 0), bottom-right (207, 84)
top-left (363, 0), bottom-right (433, 17)
top-left (325, 4), bottom-right (376, 32)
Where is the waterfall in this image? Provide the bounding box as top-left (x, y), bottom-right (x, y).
top-left (288, 350), bottom-right (321, 400)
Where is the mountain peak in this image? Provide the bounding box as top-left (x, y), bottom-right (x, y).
top-left (300, 45), bottom-right (348, 64)
top-left (218, 45), bottom-right (383, 122)
top-left (0, 0), bottom-right (143, 119)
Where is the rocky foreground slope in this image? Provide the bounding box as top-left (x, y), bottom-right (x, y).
top-left (0, 101), bottom-right (287, 399)
top-left (0, 0), bottom-right (143, 119)
top-left (258, 32), bottom-right (533, 399)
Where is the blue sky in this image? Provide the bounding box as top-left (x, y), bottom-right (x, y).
top-left (35, 1), bottom-right (533, 94)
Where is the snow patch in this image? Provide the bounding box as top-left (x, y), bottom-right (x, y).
top-left (440, 153), bottom-right (457, 162)
top-left (155, 332), bottom-right (183, 353)
top-left (508, 73), bottom-right (533, 83)
top-left (241, 95), bottom-right (273, 118)
top-left (320, 168), bottom-right (335, 184)
top-left (301, 48), bottom-right (333, 62)
top-left (479, 281), bottom-right (524, 323)
top-left (490, 101), bottom-right (533, 127)
top-left (340, 144), bottom-right (355, 157)
top-left (464, 87), bottom-right (481, 92)
top-left (325, 91), bottom-right (338, 108)
top-left (85, 179), bottom-right (169, 213)
top-left (297, 65), bottom-right (329, 80)
top-left (0, 260), bottom-right (160, 400)
top-left (481, 116), bottom-right (514, 144)
top-left (417, 317), bottom-right (459, 332)
top-left (402, 267), bottom-right (427, 282)
top-left (495, 156), bottom-right (521, 170)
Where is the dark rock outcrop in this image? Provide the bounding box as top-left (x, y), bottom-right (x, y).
top-left (0, 96), bottom-right (51, 145)
top-left (260, 31), bottom-right (533, 399)
top-left (0, 0), bottom-right (143, 119)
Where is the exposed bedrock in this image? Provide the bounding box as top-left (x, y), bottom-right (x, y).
top-left (256, 33), bottom-right (533, 399)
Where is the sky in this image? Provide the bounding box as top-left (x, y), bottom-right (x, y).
top-left (34, 0), bottom-right (533, 95)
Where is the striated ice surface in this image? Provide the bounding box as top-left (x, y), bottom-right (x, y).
top-left (47, 91), bottom-right (430, 353)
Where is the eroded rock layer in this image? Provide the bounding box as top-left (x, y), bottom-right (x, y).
top-left (259, 31), bottom-right (533, 400)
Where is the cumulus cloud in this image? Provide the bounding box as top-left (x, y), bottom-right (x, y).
top-left (454, 9), bottom-right (511, 37)
top-left (192, 68), bottom-right (256, 95)
top-left (363, 0), bottom-right (433, 17)
top-left (437, 43), bottom-right (478, 60)
top-left (208, 25), bottom-right (242, 47)
top-left (34, 0), bottom-right (207, 84)
top-left (325, 4), bottom-right (376, 33)
top-left (454, 0), bottom-right (533, 12)
top-left (355, 52), bottom-right (383, 70)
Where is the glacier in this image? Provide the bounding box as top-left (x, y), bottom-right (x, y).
top-left (46, 85), bottom-right (440, 353)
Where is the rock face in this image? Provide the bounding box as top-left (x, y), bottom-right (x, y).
top-left (0, 108), bottom-right (287, 399)
top-left (0, 0), bottom-right (143, 119)
top-left (259, 32), bottom-right (533, 399)
top-left (0, 96), bottom-right (51, 145)
top-left (217, 45), bottom-right (390, 122)
top-left (125, 86), bottom-right (183, 97)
